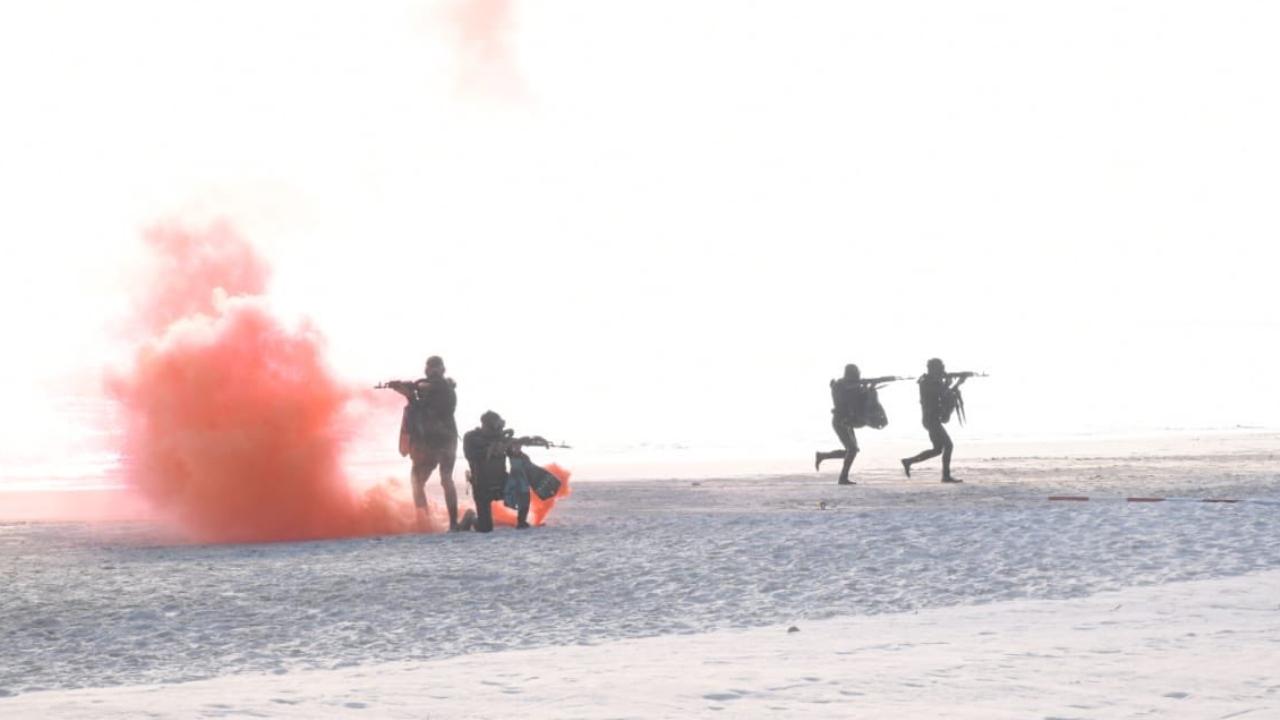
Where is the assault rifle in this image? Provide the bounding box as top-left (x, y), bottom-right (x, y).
top-left (859, 375), bottom-right (912, 386)
top-left (933, 372), bottom-right (986, 424)
top-left (498, 429), bottom-right (571, 450)
top-left (487, 429), bottom-right (571, 459)
top-left (833, 375), bottom-right (911, 388)
top-left (376, 378), bottom-right (449, 402)
top-left (941, 372), bottom-right (988, 382)
top-left (375, 379), bottom-right (431, 391)
top-left (901, 371), bottom-right (988, 384)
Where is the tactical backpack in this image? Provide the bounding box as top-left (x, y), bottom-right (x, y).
top-left (852, 385), bottom-right (889, 429)
top-left (507, 456), bottom-right (563, 504)
top-left (940, 386), bottom-right (966, 425)
top-left (397, 404), bottom-right (413, 457)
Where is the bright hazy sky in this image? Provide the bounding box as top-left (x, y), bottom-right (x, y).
top-left (2, 1), bottom-right (1278, 479)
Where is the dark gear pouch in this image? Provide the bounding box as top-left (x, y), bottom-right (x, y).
top-left (398, 405), bottom-right (413, 457)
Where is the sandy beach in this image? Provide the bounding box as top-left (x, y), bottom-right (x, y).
top-left (3, 433), bottom-right (1279, 717)
top-left (7, 571), bottom-right (1278, 719)
top-left (6, 0), bottom-right (1280, 714)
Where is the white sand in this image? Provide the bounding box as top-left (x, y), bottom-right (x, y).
top-left (3, 433), bottom-right (1279, 718)
top-left (6, 571), bottom-right (1279, 718)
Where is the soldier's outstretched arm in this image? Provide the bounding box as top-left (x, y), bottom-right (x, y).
top-left (380, 381), bottom-right (416, 401)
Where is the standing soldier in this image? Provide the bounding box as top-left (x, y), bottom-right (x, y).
top-left (382, 355), bottom-right (460, 531)
top-left (815, 364), bottom-right (896, 485)
top-left (901, 357), bottom-right (973, 483)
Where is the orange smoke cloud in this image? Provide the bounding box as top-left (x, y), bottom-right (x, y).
top-left (448, 0), bottom-right (526, 100)
top-left (136, 222), bottom-right (271, 333)
top-left (108, 221), bottom-right (416, 543)
top-left (108, 220), bottom-right (574, 542)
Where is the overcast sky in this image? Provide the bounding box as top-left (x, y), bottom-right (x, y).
top-left (2, 1), bottom-right (1278, 482)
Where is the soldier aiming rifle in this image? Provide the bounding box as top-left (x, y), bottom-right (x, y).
top-left (901, 359), bottom-right (987, 483)
top-left (815, 364), bottom-right (909, 485)
top-left (377, 355), bottom-right (460, 531)
top-left (463, 411), bottom-right (568, 532)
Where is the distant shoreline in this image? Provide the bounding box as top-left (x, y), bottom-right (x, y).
top-left (5, 427), bottom-right (1278, 488)
top-left (2, 428), bottom-right (1276, 523)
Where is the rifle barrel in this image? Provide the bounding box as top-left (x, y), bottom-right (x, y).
top-left (861, 375), bottom-right (912, 384)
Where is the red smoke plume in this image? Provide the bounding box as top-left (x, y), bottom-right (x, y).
top-left (134, 222), bottom-right (271, 333)
top-left (108, 222), bottom-right (415, 543)
top-left (112, 221), bottom-right (573, 540)
top-left (448, 0), bottom-right (526, 100)
top-left (109, 220), bottom-right (572, 543)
